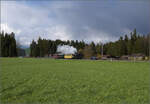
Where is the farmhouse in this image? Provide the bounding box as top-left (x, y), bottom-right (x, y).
top-left (129, 53), bottom-right (145, 61)
top-left (121, 55), bottom-right (130, 60)
top-left (101, 55), bottom-right (110, 60)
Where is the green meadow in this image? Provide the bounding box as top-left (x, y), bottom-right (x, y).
top-left (0, 58), bottom-right (149, 104)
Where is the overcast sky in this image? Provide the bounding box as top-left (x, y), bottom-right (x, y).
top-left (1, 0), bottom-right (150, 47)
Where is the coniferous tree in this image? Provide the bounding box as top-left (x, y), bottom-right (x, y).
top-left (0, 31), bottom-right (17, 57)
top-left (124, 35), bottom-right (129, 55)
top-left (29, 29), bottom-right (149, 58)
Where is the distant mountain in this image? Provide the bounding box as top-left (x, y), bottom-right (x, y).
top-left (21, 45), bottom-right (29, 49)
top-left (25, 48), bottom-right (30, 56)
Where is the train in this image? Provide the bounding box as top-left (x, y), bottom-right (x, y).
top-left (52, 53), bottom-right (83, 59)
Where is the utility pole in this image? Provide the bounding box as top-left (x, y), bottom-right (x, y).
top-left (101, 43), bottom-right (103, 57)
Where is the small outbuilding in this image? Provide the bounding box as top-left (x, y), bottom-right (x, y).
top-left (121, 55), bottom-right (130, 60)
top-left (101, 55), bottom-right (110, 60)
top-left (129, 53), bottom-right (145, 61)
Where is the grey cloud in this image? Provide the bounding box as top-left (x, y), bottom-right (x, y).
top-left (1, 1), bottom-right (150, 47)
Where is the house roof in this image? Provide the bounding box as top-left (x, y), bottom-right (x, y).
top-left (131, 53), bottom-right (145, 57)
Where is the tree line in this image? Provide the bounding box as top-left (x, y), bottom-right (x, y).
top-left (103, 29), bottom-right (149, 57)
top-left (0, 31), bottom-right (25, 57)
top-left (0, 31), bottom-right (17, 57)
top-left (30, 38), bottom-right (87, 57)
top-left (30, 29), bottom-right (149, 58)
top-left (0, 29), bottom-right (149, 58)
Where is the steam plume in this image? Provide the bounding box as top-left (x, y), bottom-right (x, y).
top-left (57, 45), bottom-right (77, 54)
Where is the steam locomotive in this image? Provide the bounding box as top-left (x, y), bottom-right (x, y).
top-left (52, 53), bottom-right (83, 59)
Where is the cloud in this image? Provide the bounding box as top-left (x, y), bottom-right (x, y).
top-left (0, 23), bottom-right (21, 34)
top-left (45, 25), bottom-right (72, 40)
top-left (82, 26), bottom-right (117, 43)
top-left (1, 1), bottom-right (150, 47)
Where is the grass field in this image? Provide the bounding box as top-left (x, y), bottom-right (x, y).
top-left (0, 58), bottom-right (150, 104)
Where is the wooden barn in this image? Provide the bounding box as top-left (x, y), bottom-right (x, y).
top-left (129, 54), bottom-right (145, 61)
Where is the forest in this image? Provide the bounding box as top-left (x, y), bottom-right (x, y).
top-left (0, 31), bottom-right (25, 57)
top-left (0, 29), bottom-right (149, 58)
top-left (29, 29), bottom-right (149, 58)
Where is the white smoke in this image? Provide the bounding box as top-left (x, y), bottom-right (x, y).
top-left (57, 45), bottom-right (77, 54)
